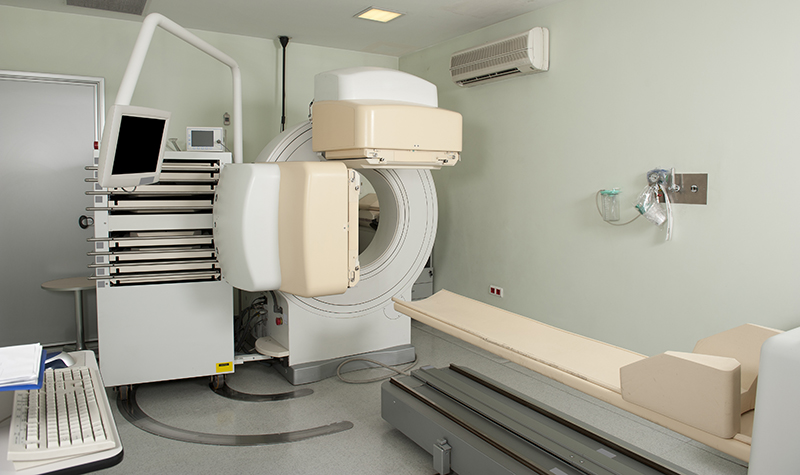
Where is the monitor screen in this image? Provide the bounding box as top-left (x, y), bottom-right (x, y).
top-left (98, 105), bottom-right (171, 188)
top-left (112, 115), bottom-right (168, 175)
top-left (190, 130), bottom-right (215, 148)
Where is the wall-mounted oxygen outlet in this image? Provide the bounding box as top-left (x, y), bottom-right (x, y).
top-left (658, 173), bottom-right (708, 205)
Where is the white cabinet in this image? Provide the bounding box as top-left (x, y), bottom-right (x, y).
top-left (89, 151), bottom-right (233, 386)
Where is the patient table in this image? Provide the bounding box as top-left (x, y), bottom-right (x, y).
top-left (387, 290), bottom-right (786, 468)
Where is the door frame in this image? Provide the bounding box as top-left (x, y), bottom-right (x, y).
top-left (0, 70), bottom-right (104, 140)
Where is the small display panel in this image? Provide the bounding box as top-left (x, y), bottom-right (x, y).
top-left (186, 127), bottom-right (224, 151)
top-left (190, 130), bottom-right (215, 148)
top-left (112, 115), bottom-right (168, 175)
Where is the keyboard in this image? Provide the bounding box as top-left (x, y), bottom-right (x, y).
top-left (6, 352), bottom-right (121, 473)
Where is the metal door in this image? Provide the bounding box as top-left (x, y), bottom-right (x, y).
top-left (0, 71), bottom-right (103, 347)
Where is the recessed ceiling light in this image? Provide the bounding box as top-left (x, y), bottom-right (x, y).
top-left (355, 7), bottom-right (403, 23)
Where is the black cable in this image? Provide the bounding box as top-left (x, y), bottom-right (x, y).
top-left (233, 295), bottom-right (268, 353)
top-left (279, 36), bottom-right (290, 132)
top-left (269, 290), bottom-right (283, 314)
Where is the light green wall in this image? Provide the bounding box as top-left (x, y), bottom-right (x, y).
top-left (0, 5), bottom-right (397, 162)
top-left (400, 0), bottom-right (800, 355)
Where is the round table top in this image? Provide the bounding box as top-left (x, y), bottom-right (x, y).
top-left (41, 276), bottom-right (94, 292)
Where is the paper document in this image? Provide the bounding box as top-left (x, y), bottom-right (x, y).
top-left (0, 343), bottom-right (43, 386)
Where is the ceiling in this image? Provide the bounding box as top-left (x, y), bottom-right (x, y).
top-left (0, 0), bottom-right (560, 56)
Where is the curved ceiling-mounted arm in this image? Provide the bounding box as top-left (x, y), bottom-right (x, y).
top-left (116, 13), bottom-right (243, 163)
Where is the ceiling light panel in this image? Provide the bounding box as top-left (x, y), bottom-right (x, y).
top-left (355, 7), bottom-right (403, 23)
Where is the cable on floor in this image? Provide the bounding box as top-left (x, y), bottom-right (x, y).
top-left (336, 356), bottom-right (418, 384)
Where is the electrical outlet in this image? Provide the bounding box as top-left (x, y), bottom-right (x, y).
top-left (489, 285), bottom-right (504, 297)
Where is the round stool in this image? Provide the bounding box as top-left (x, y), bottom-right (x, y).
top-left (41, 277), bottom-right (94, 350)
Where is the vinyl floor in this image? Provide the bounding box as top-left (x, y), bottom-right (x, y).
top-left (97, 321), bottom-right (749, 475)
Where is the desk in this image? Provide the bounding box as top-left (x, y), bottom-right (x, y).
top-left (41, 277), bottom-right (94, 351)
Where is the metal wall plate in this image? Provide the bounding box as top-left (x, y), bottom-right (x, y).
top-left (660, 173), bottom-right (708, 205)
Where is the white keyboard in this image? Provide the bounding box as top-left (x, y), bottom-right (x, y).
top-left (7, 360), bottom-right (118, 467)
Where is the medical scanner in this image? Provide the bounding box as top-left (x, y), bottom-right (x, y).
top-left (92, 10), bottom-right (463, 387)
top-left (92, 13), bottom-right (460, 388)
top-left (208, 66), bottom-right (463, 383)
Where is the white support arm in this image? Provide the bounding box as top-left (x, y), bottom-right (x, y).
top-left (115, 13), bottom-right (243, 163)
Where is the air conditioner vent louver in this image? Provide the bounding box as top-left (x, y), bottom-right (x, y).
top-left (458, 68), bottom-right (522, 86)
top-left (450, 52), bottom-right (530, 77)
top-left (450, 37), bottom-right (528, 68)
top-left (450, 27), bottom-right (549, 87)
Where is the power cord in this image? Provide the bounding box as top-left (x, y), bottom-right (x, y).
top-left (336, 356), bottom-right (418, 384)
top-left (268, 291), bottom-right (283, 314)
top-left (216, 139), bottom-right (232, 154)
top-left (233, 294), bottom-right (269, 353)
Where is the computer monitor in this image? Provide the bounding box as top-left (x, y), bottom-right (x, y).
top-left (97, 104), bottom-right (171, 188)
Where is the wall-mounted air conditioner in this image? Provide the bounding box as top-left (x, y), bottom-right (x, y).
top-left (450, 27), bottom-right (549, 87)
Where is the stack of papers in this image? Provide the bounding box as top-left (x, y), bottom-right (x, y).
top-left (0, 343), bottom-right (45, 391)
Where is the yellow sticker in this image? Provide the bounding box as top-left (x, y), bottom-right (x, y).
top-left (216, 361), bottom-right (233, 373)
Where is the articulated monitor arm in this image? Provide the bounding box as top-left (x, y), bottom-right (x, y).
top-left (115, 13), bottom-right (243, 163)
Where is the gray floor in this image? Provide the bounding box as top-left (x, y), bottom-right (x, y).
top-left (97, 321), bottom-right (749, 475)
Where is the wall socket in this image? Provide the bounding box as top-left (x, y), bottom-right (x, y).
top-left (489, 285), bottom-right (504, 297)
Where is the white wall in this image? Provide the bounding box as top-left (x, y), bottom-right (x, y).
top-left (400, 0), bottom-right (800, 355)
top-left (0, 5), bottom-right (397, 162)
